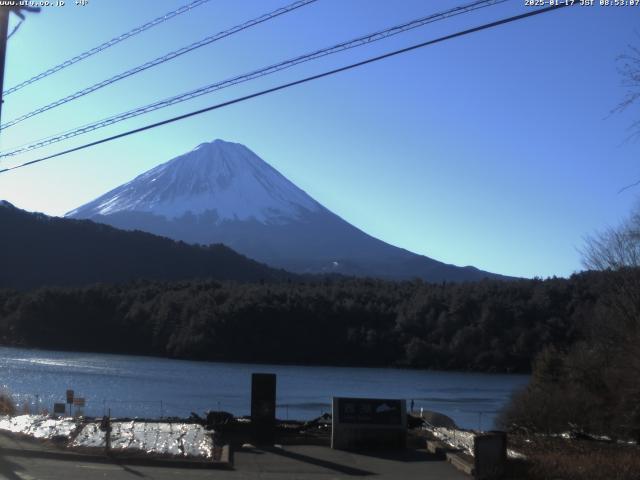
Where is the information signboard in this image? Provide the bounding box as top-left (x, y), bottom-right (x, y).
top-left (53, 403), bottom-right (66, 414)
top-left (337, 398), bottom-right (403, 425)
top-left (66, 390), bottom-right (74, 404)
top-left (332, 397), bottom-right (407, 450)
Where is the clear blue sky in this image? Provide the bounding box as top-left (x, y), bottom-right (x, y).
top-left (0, 0), bottom-right (638, 279)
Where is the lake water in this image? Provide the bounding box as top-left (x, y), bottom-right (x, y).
top-left (0, 346), bottom-right (529, 430)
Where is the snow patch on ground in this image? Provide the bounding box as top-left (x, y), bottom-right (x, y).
top-left (72, 421), bottom-right (213, 458)
top-left (0, 415), bottom-right (78, 439)
top-left (429, 426), bottom-right (525, 459)
top-left (432, 427), bottom-right (475, 455)
top-left (0, 415), bottom-right (213, 459)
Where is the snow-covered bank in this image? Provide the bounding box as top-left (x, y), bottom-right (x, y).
top-left (427, 426), bottom-right (524, 459)
top-left (0, 415), bottom-right (77, 439)
top-left (431, 427), bottom-right (475, 455)
top-left (72, 421), bottom-right (213, 458)
top-left (0, 415), bottom-right (214, 459)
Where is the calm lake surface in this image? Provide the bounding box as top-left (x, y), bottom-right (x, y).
top-left (0, 346), bottom-right (529, 430)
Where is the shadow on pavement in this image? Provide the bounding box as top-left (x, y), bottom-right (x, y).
top-left (1, 447), bottom-right (108, 464)
top-left (353, 448), bottom-right (443, 463)
top-left (0, 455), bottom-right (29, 480)
top-left (0, 447), bottom-right (217, 471)
top-left (1, 448), bottom-right (148, 477)
top-left (260, 446), bottom-right (374, 476)
top-left (115, 460), bottom-right (147, 478)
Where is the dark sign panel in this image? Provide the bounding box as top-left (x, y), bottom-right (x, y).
top-left (53, 403), bottom-right (66, 414)
top-left (336, 398), bottom-right (403, 425)
top-left (66, 389), bottom-right (74, 404)
top-left (251, 373), bottom-right (276, 422)
top-left (251, 373), bottom-right (276, 444)
top-left (73, 397), bottom-right (85, 407)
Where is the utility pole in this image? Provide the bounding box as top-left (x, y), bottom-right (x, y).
top-left (0, 3), bottom-right (40, 126)
top-left (0, 7), bottom-right (10, 125)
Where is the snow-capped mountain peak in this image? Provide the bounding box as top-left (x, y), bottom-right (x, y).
top-left (67, 139), bottom-right (321, 224)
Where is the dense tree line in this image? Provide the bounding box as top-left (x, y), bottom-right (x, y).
top-left (0, 269), bottom-right (624, 373)
top-left (500, 210), bottom-right (640, 441)
top-left (500, 267), bottom-right (640, 441)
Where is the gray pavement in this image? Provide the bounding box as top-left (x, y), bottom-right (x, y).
top-left (0, 433), bottom-right (468, 479)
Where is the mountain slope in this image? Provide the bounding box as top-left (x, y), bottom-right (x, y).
top-left (0, 201), bottom-right (293, 290)
top-left (68, 139), bottom-right (505, 282)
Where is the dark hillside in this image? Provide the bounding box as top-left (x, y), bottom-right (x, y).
top-left (0, 201), bottom-right (293, 289)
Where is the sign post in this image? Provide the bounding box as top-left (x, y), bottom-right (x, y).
top-left (66, 390), bottom-right (74, 417)
top-left (99, 409), bottom-right (112, 456)
top-left (73, 397), bottom-right (85, 417)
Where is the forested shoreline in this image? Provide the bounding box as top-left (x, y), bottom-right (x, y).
top-left (0, 269), bottom-right (625, 373)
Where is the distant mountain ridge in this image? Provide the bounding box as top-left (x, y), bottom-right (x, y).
top-left (0, 201), bottom-right (292, 290)
top-left (68, 139), bottom-right (507, 282)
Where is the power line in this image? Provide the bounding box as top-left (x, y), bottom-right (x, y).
top-left (0, 0), bottom-right (506, 157)
top-left (0, 0), bottom-right (317, 131)
top-left (2, 0), bottom-right (213, 97)
top-left (0, 3), bottom-right (575, 175)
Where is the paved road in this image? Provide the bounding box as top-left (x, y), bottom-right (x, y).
top-left (0, 434), bottom-right (468, 479)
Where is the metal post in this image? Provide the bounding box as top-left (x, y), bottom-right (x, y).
top-left (106, 408), bottom-right (111, 454)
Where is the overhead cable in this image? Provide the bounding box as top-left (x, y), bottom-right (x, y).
top-left (3, 0), bottom-right (213, 96)
top-left (0, 3), bottom-right (575, 175)
top-left (0, 0), bottom-right (505, 155)
top-left (0, 0), bottom-right (317, 131)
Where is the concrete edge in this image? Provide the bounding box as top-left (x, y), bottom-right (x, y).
top-left (107, 447), bottom-right (233, 470)
top-left (218, 444), bottom-right (232, 468)
top-left (0, 431), bottom-right (233, 469)
top-left (446, 451), bottom-right (475, 476)
top-left (426, 439), bottom-right (460, 457)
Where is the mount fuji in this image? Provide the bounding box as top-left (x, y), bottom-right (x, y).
top-left (67, 139), bottom-right (503, 282)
